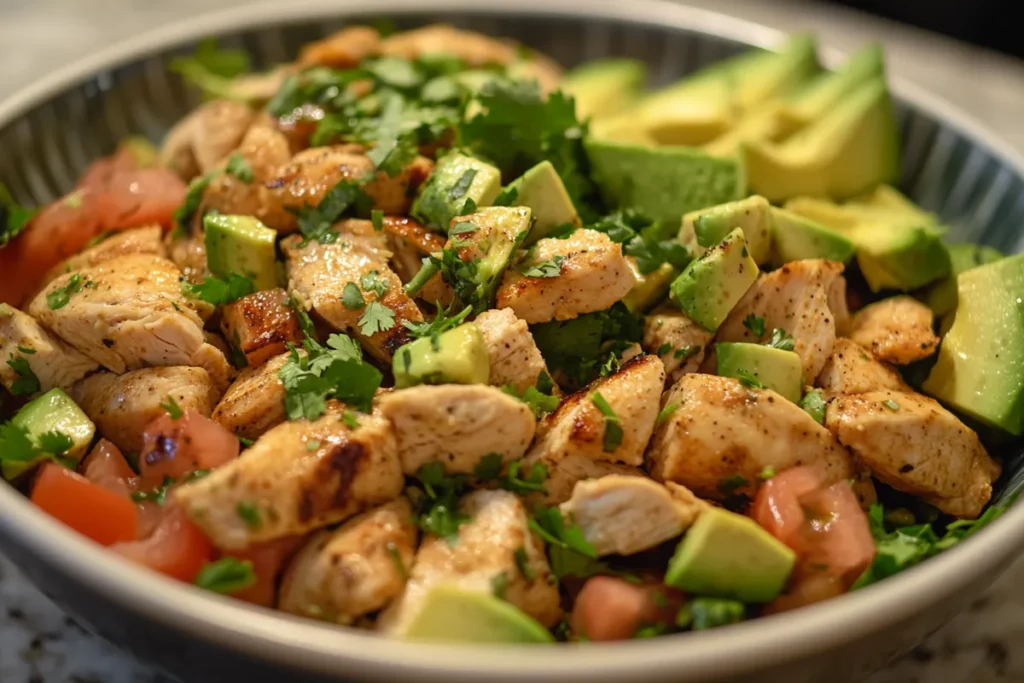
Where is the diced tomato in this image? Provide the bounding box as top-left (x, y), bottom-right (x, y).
top-left (137, 411), bottom-right (239, 489)
top-left (751, 466), bottom-right (825, 549)
top-left (111, 505), bottom-right (214, 582)
top-left (31, 464), bottom-right (139, 546)
top-left (570, 577), bottom-right (683, 641)
top-left (81, 439), bottom-right (136, 498)
top-left (227, 536), bottom-right (303, 606)
top-left (95, 169), bottom-right (186, 231)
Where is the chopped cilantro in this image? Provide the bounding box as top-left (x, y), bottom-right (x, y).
top-left (305, 440), bottom-right (321, 452)
top-left (6, 355), bottom-right (40, 396)
top-left (514, 547), bottom-right (536, 581)
top-left (0, 422), bottom-right (76, 472)
top-left (46, 273), bottom-right (87, 310)
top-left (799, 389), bottom-right (827, 424)
top-left (882, 399), bottom-right (901, 411)
top-left (674, 345), bottom-right (700, 361)
top-left (131, 476), bottom-right (175, 505)
top-left (492, 186), bottom-right (518, 207)
top-left (410, 462), bottom-right (472, 542)
top-left (15, 346), bottom-right (35, 355)
top-left (402, 303), bottom-right (472, 341)
top-left (519, 255), bottom-right (564, 278)
top-left (159, 395), bottom-right (184, 420)
top-left (656, 402), bottom-right (678, 426)
top-left (359, 270), bottom-right (390, 298)
top-left (490, 571), bottom-right (510, 599)
top-left (473, 453), bottom-right (504, 481)
top-left (295, 178), bottom-right (370, 245)
top-left (0, 183), bottom-right (36, 247)
top-left (341, 410), bottom-right (360, 429)
top-left (736, 370), bottom-right (765, 390)
top-left (767, 328), bottom-right (795, 351)
top-left (181, 273), bottom-right (255, 306)
top-left (718, 474), bottom-right (747, 494)
top-left (590, 391), bottom-right (623, 452)
top-left (498, 460), bottom-right (549, 495)
top-left (656, 343), bottom-right (672, 356)
top-left (529, 506), bottom-right (607, 580)
top-left (403, 258), bottom-right (439, 296)
top-left (450, 221), bottom-right (478, 236)
top-left (277, 333), bottom-right (382, 420)
top-left (225, 152), bottom-right (254, 182)
top-left (236, 502), bottom-right (261, 528)
top-left (448, 169), bottom-right (478, 201)
top-left (759, 466), bottom-right (777, 481)
top-left (371, 209), bottom-right (384, 232)
top-left (366, 91), bottom-right (420, 177)
top-left (358, 301), bottom-right (396, 336)
top-left (387, 542), bottom-right (408, 580)
top-left (238, 436), bottom-right (254, 448)
top-left (341, 282), bottom-right (366, 310)
top-left (501, 383), bottom-right (560, 418)
top-left (742, 314), bottom-right (766, 338)
top-left (194, 557), bottom-right (256, 594)
top-left (170, 38), bottom-right (251, 99)
top-left (173, 171), bottom-right (215, 236)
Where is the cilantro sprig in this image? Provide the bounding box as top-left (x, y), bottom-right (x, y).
top-left (277, 333), bottom-right (382, 421)
top-left (181, 273), bottom-right (255, 306)
top-left (0, 423), bottom-right (76, 474)
top-left (529, 506), bottom-right (608, 580)
top-left (501, 382), bottom-right (560, 418)
top-left (194, 557), bottom-right (256, 594)
top-left (295, 178), bottom-right (372, 246)
top-left (6, 354), bottom-right (40, 396)
top-left (0, 183), bottom-right (36, 247)
top-left (47, 274), bottom-right (89, 310)
top-left (409, 462), bottom-right (472, 542)
top-left (170, 38), bottom-right (252, 100)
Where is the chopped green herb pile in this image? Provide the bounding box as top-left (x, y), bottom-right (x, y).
top-left (181, 273), bottom-right (255, 306)
top-left (278, 333), bottom-right (383, 420)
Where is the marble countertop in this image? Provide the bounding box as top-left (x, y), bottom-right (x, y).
top-left (3, 0), bottom-right (1024, 681)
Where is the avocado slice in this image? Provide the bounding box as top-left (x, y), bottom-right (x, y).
top-left (505, 161), bottom-right (581, 245)
top-left (914, 243), bottom-right (1003, 317)
top-left (445, 206), bottom-right (533, 312)
top-left (848, 223), bottom-right (951, 292)
top-left (393, 323), bottom-right (490, 389)
top-left (680, 195), bottom-right (773, 266)
top-left (561, 58), bottom-right (647, 122)
top-left (665, 506), bottom-right (796, 603)
top-left (848, 184), bottom-right (938, 226)
top-left (670, 228), bottom-right (759, 332)
top-left (403, 585), bottom-right (554, 643)
top-left (623, 261), bottom-right (678, 314)
top-left (584, 139), bottom-right (746, 224)
top-left (204, 213), bottom-right (280, 291)
top-left (744, 78), bottom-right (900, 202)
top-left (769, 207), bottom-right (856, 264)
top-left (702, 101), bottom-right (786, 158)
top-left (776, 43), bottom-right (884, 137)
top-left (923, 255), bottom-right (1024, 434)
top-left (411, 152), bottom-right (502, 233)
top-left (716, 342), bottom-right (803, 403)
top-left (2, 388), bottom-right (95, 481)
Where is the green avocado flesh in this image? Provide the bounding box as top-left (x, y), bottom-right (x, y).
top-left (670, 228), bottom-right (759, 332)
top-left (393, 323), bottom-right (490, 389)
top-left (403, 586), bottom-right (554, 643)
top-left (2, 389), bottom-right (95, 481)
top-left (204, 213), bottom-right (279, 291)
top-left (716, 342), bottom-right (803, 403)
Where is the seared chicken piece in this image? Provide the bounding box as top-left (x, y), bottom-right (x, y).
top-left (220, 288), bottom-right (303, 368)
top-left (376, 385), bottom-right (536, 476)
top-left (716, 260), bottom-right (845, 384)
top-left (72, 367), bottom-right (220, 454)
top-left (473, 308), bottom-right (555, 393)
top-left (848, 296), bottom-right (939, 365)
top-left (40, 225), bottom-right (166, 291)
top-left (165, 232), bottom-right (209, 285)
top-left (643, 305), bottom-right (714, 384)
top-left (826, 390), bottom-right (1000, 519)
top-left (377, 489), bottom-right (561, 634)
top-left (560, 476), bottom-right (705, 556)
top-left (278, 498), bottom-right (417, 623)
top-left (647, 374), bottom-right (854, 502)
top-left (527, 454), bottom-right (644, 506)
top-left (283, 221), bottom-right (422, 362)
top-left (298, 26), bottom-right (382, 68)
top-left (496, 229), bottom-right (636, 324)
top-left (27, 254), bottom-right (232, 387)
top-left (817, 338), bottom-right (910, 398)
top-left (174, 409), bottom-right (402, 549)
top-left (828, 274), bottom-right (852, 336)
top-left (158, 99), bottom-right (256, 179)
top-left (211, 351), bottom-right (290, 441)
top-left (0, 305), bottom-right (98, 393)
top-left (525, 355), bottom-right (664, 467)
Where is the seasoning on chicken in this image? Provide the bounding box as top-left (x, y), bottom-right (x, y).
top-left (278, 498), bottom-right (417, 623)
top-left (0, 305), bottom-right (98, 394)
top-left (158, 99), bottom-right (256, 179)
top-left (816, 338), bottom-right (910, 397)
top-left (642, 305), bottom-right (714, 384)
top-left (473, 308), bottom-right (556, 393)
top-left (848, 295), bottom-right (940, 365)
top-left (527, 454), bottom-right (644, 506)
top-left (826, 390), bottom-right (1000, 519)
top-left (39, 225), bottom-right (166, 292)
top-left (220, 288), bottom-right (304, 369)
top-left (376, 384), bottom-right (536, 475)
top-left (210, 351), bottom-right (290, 442)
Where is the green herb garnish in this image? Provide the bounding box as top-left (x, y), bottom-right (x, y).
top-left (180, 273), bottom-right (255, 306)
top-left (742, 314), bottom-right (766, 338)
top-left (160, 395), bottom-right (184, 420)
top-left (225, 152), bottom-right (254, 182)
top-left (590, 391), bottom-right (624, 452)
top-left (767, 328), bottom-right (795, 351)
top-left (46, 274), bottom-right (87, 310)
top-left (194, 557), bottom-right (256, 594)
top-left (278, 334), bottom-right (382, 420)
top-left (799, 389), bottom-right (827, 424)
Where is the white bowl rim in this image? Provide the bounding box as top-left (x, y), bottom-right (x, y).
top-left (2, 1), bottom-right (1024, 681)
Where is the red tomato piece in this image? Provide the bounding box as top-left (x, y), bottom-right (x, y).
top-left (137, 411), bottom-right (239, 489)
top-left (31, 464), bottom-right (139, 546)
top-left (570, 577), bottom-right (683, 641)
top-left (227, 536), bottom-right (304, 606)
top-left (95, 168), bottom-right (186, 230)
top-left (111, 505), bottom-right (214, 582)
top-left (751, 466), bottom-right (825, 550)
top-left (81, 439), bottom-right (137, 497)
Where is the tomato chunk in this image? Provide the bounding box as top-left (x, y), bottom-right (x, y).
top-left (81, 439), bottom-right (136, 497)
top-left (112, 505), bottom-right (214, 582)
top-left (570, 577), bottom-right (682, 641)
top-left (227, 536), bottom-right (303, 606)
top-left (137, 411), bottom-right (239, 489)
top-left (32, 464), bottom-right (139, 546)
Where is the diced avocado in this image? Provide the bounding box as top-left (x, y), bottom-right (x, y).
top-left (784, 196), bottom-right (862, 231)
top-left (393, 323), bottom-right (490, 389)
top-left (744, 78), bottom-right (900, 202)
top-left (584, 139), bottom-right (746, 224)
top-left (716, 342), bottom-right (803, 402)
top-left (203, 213), bottom-right (279, 291)
top-left (702, 101), bottom-right (785, 158)
top-left (561, 59), bottom-right (647, 122)
top-left (447, 206), bottom-right (533, 311)
top-left (505, 161), bottom-right (581, 245)
top-left (787, 193), bottom-right (937, 234)
top-left (411, 152), bottom-right (502, 232)
top-left (665, 506), bottom-right (796, 603)
top-left (403, 585), bottom-right (554, 643)
top-left (776, 43), bottom-right (884, 136)
top-left (915, 243), bottom-right (1003, 317)
top-left (849, 184), bottom-right (937, 226)
top-left (670, 228), bottom-right (759, 332)
top-left (623, 261), bottom-right (678, 314)
top-left (2, 388), bottom-right (95, 481)
top-left (923, 255), bottom-right (1024, 434)
top-left (680, 195), bottom-right (773, 265)
top-left (769, 207), bottom-right (856, 264)
top-left (848, 223), bottom-right (951, 292)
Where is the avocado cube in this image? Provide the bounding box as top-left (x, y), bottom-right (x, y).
top-left (680, 195), bottom-right (773, 265)
top-left (505, 160), bottom-right (581, 245)
top-left (849, 223), bottom-right (951, 292)
top-left (923, 254), bottom-right (1024, 435)
top-left (403, 585), bottom-right (554, 643)
top-left (444, 206), bottom-right (533, 312)
top-left (670, 228), bottom-right (759, 332)
top-left (411, 152), bottom-right (502, 233)
top-left (665, 506), bottom-right (796, 603)
top-left (3, 388), bottom-right (95, 481)
top-left (584, 139), bottom-right (746, 224)
top-left (716, 342), bottom-right (803, 403)
top-left (848, 184), bottom-right (938, 227)
top-left (914, 243), bottom-right (1003, 317)
top-left (623, 261), bottom-right (678, 314)
top-left (561, 58), bottom-right (647, 122)
top-left (204, 213), bottom-right (280, 291)
top-left (393, 323), bottom-right (490, 389)
top-left (769, 207), bottom-right (856, 265)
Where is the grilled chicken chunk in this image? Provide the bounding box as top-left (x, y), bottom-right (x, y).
top-left (716, 260), bottom-right (846, 384)
top-left (299, 26), bottom-right (383, 68)
top-left (165, 231), bottom-right (209, 285)
top-left (376, 384), bottom-right (536, 476)
top-left (647, 374), bottom-right (854, 502)
top-left (496, 230), bottom-right (636, 324)
top-left (174, 409), bottom-right (402, 549)
top-left (528, 454), bottom-right (644, 506)
top-left (473, 308), bottom-right (555, 393)
top-left (826, 390), bottom-right (999, 518)
top-left (278, 498), bottom-right (417, 624)
top-left (848, 296), bottom-right (940, 365)
top-left (72, 367), bottom-right (220, 454)
top-left (377, 489), bottom-right (561, 634)
top-left (159, 99), bottom-right (256, 179)
top-left (560, 476), bottom-right (704, 556)
top-left (211, 351), bottom-right (290, 441)
top-left (40, 225), bottom-right (166, 292)
top-left (284, 221), bottom-right (422, 362)
top-left (0, 305), bottom-right (98, 393)
top-left (643, 305), bottom-right (714, 384)
top-left (220, 288), bottom-right (303, 368)
top-left (525, 355), bottom-right (664, 467)
top-left (817, 338), bottom-right (910, 397)
top-left (27, 254), bottom-right (232, 387)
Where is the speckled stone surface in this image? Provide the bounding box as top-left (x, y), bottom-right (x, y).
top-left (3, 0), bottom-right (1024, 681)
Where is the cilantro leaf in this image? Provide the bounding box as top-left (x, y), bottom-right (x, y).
top-left (519, 255), bottom-right (564, 278)
top-left (181, 273), bottom-right (255, 306)
top-left (402, 303), bottom-right (472, 340)
top-left (0, 183), bottom-right (36, 247)
top-left (501, 383), bottom-right (560, 418)
top-left (473, 453), bottom-right (504, 481)
top-left (767, 328), bottom-right (795, 351)
top-left (448, 169), bottom-right (478, 201)
top-left (371, 210), bottom-right (384, 232)
top-left (36, 430), bottom-right (73, 455)
top-left (278, 334), bottom-right (382, 420)
top-left (656, 402), bottom-right (678, 426)
top-left (358, 301), bottom-right (396, 336)
top-left (736, 370), bottom-right (765, 390)
top-left (225, 153), bottom-right (254, 182)
top-left (529, 506), bottom-right (607, 580)
top-left (341, 282), bottom-right (366, 310)
top-left (0, 422), bottom-right (76, 473)
top-left (366, 91), bottom-right (420, 177)
top-left (623, 218), bottom-right (692, 275)
top-left (677, 598), bottom-right (745, 631)
top-left (742, 314), bottom-right (766, 338)
top-left (499, 460), bottom-right (549, 495)
top-left (170, 38), bottom-right (251, 100)
top-left (799, 389), bottom-right (827, 424)
top-left (410, 462), bottom-right (472, 541)
top-left (172, 171), bottom-right (215, 236)
top-left (160, 395), bottom-right (184, 420)
top-left (359, 270), bottom-right (390, 298)
top-left (590, 391), bottom-right (623, 452)
top-left (47, 273), bottom-right (87, 310)
top-left (6, 355), bottom-right (40, 396)
top-left (492, 186), bottom-right (519, 207)
top-left (295, 179), bottom-right (371, 245)
top-left (194, 557), bottom-right (256, 594)
top-left (131, 475), bottom-right (175, 505)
